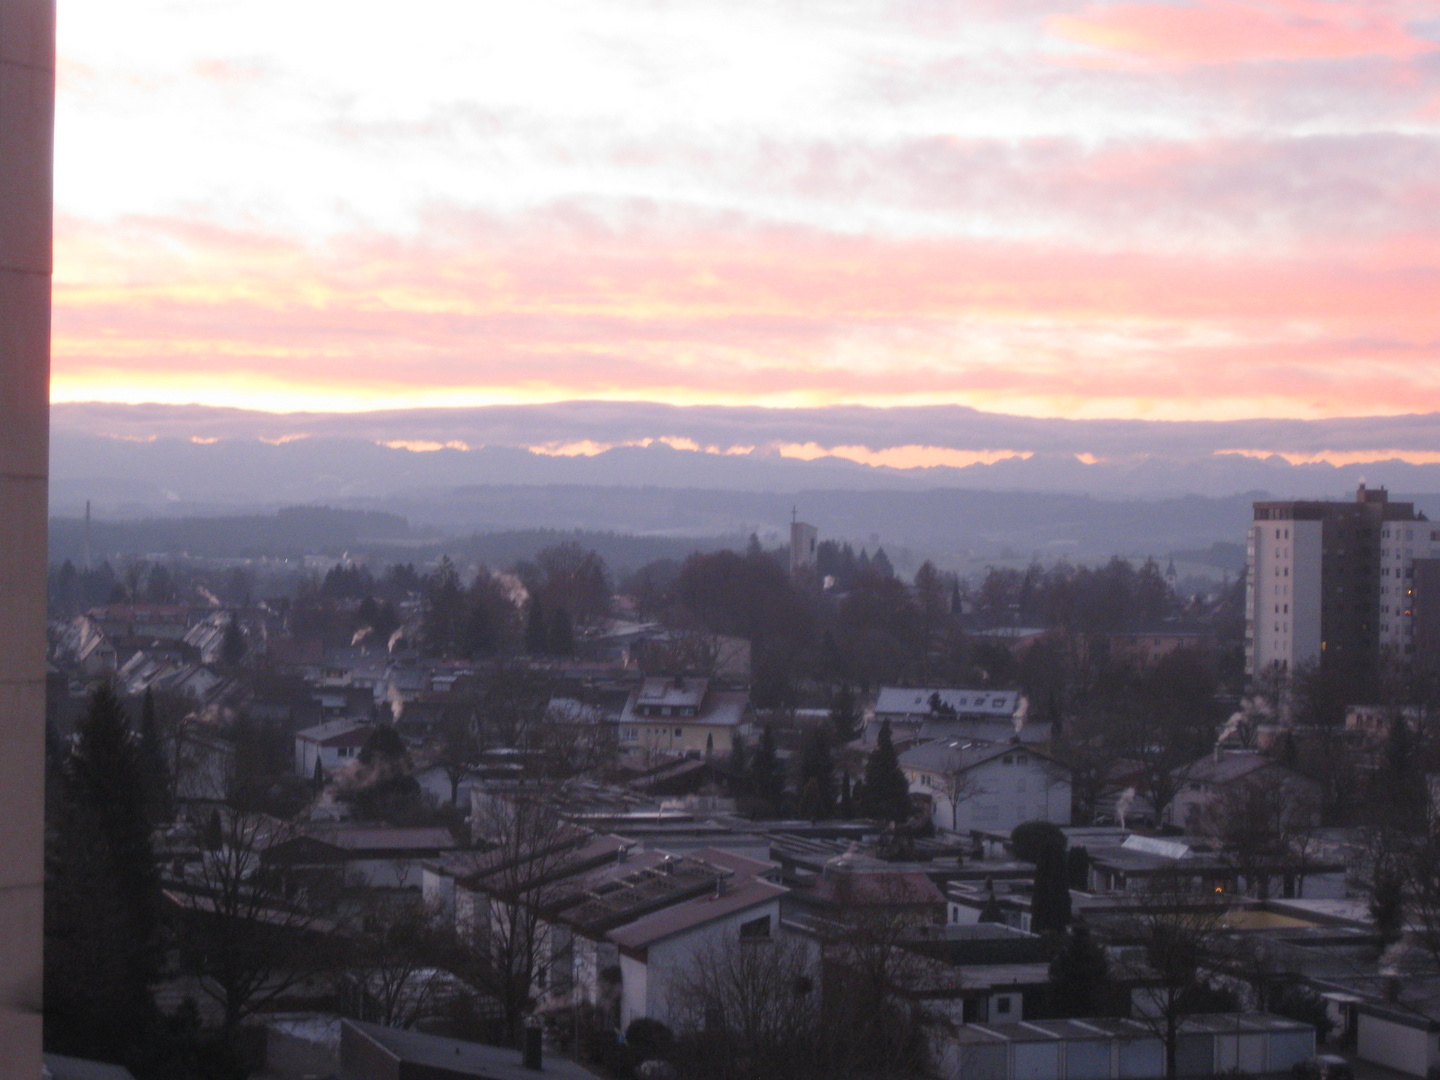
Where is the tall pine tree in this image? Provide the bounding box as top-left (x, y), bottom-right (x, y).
top-left (796, 726), bottom-right (836, 819)
top-left (860, 720), bottom-right (910, 823)
top-left (45, 684), bottom-right (162, 1067)
top-left (138, 687), bottom-right (173, 825)
top-left (750, 724), bottom-right (785, 814)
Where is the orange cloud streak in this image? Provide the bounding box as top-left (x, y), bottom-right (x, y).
top-left (50, 211), bottom-right (1440, 420)
top-left (1048, 0), bottom-right (1436, 68)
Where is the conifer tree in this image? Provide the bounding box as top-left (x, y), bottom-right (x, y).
top-left (750, 724), bottom-right (785, 814)
top-left (138, 687), bottom-right (173, 825)
top-left (1031, 843), bottom-right (1073, 934)
top-left (796, 726), bottom-right (836, 819)
top-left (1049, 922), bottom-right (1111, 1017)
top-left (549, 606), bottom-right (575, 656)
top-left (860, 720), bottom-right (910, 823)
top-left (45, 684), bottom-right (162, 1067)
top-left (828, 682), bottom-right (862, 743)
top-left (524, 598), bottom-right (548, 654)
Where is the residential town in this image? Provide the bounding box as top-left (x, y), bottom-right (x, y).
top-left (40, 492), bottom-right (1440, 1080)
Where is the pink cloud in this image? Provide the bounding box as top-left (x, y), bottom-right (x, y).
top-left (1047, 1), bottom-right (1437, 68)
top-left (50, 207), bottom-right (1440, 419)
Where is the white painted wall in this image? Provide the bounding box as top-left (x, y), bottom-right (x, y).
top-left (1358, 1013), bottom-right (1435, 1077)
top-left (1250, 519), bottom-right (1322, 676)
top-left (616, 897), bottom-right (785, 1031)
top-left (909, 753), bottom-right (1071, 835)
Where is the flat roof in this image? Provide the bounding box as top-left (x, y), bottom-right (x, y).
top-left (344, 1020), bottom-right (604, 1079)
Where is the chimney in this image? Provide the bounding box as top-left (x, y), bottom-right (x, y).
top-left (523, 1020), bottom-right (543, 1071)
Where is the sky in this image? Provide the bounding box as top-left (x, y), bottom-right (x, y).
top-left (50, 0), bottom-right (1440, 448)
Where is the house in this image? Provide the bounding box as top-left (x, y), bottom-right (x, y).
top-left (899, 739), bottom-right (1071, 834)
top-left (793, 865), bottom-right (947, 926)
top-left (872, 686), bottom-right (1050, 745)
top-left (1166, 750), bottom-right (1322, 830)
top-left (295, 718), bottom-right (373, 778)
top-left (264, 825), bottom-right (459, 892)
top-left (608, 872), bottom-right (788, 1030)
top-left (615, 676), bottom-right (750, 756)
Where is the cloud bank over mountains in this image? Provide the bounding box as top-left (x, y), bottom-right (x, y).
top-left (53, 401), bottom-right (1440, 507)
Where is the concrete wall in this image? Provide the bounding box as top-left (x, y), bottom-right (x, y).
top-left (0, 0), bottom-right (53, 1069)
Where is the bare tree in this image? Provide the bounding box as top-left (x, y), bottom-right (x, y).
top-left (819, 875), bottom-right (942, 1080)
top-left (428, 708), bottom-right (480, 807)
top-left (453, 792), bottom-right (590, 1045)
top-left (1200, 775), bottom-right (1320, 899)
top-left (938, 754), bottom-right (983, 833)
top-left (667, 931), bottom-right (821, 1080)
top-left (1112, 867), bottom-right (1232, 1080)
top-left (532, 698), bottom-right (613, 778)
top-left (337, 897), bottom-right (458, 1030)
top-left (169, 810), bottom-right (332, 1045)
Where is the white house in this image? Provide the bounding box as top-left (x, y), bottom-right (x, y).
top-left (608, 874), bottom-right (789, 1031)
top-left (899, 739), bottom-right (1071, 835)
top-left (294, 718), bottom-right (372, 778)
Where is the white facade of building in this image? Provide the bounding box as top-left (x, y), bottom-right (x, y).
top-left (902, 743), bottom-right (1071, 835)
top-left (1247, 518), bottom-right (1323, 677)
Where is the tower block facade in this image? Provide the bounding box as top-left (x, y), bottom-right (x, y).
top-left (0, 0), bottom-right (54, 1069)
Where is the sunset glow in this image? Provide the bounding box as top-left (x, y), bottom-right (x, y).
top-left (51, 0), bottom-right (1440, 425)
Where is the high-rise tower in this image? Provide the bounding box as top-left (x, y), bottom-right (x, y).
top-left (1246, 485), bottom-right (1439, 691)
top-left (0, 0), bottom-right (54, 1068)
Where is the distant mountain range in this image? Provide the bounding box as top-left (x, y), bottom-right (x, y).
top-left (50, 402), bottom-right (1440, 574)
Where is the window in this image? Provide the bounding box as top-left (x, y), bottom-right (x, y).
top-left (675, 727), bottom-right (683, 737)
top-left (994, 995), bottom-right (1013, 1016)
top-left (739, 915), bottom-right (771, 941)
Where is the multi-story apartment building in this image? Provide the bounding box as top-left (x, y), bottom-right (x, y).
top-left (1247, 485), bottom-right (1440, 687)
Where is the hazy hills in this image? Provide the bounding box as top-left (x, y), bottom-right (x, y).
top-left (49, 402), bottom-right (1440, 573)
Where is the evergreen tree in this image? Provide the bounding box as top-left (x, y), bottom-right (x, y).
top-left (1031, 844), bottom-right (1073, 934)
top-left (138, 688), bottom-right (173, 825)
top-left (220, 616), bottom-right (247, 666)
top-left (871, 547), bottom-right (895, 579)
top-left (1049, 922), bottom-right (1111, 1017)
top-left (750, 725), bottom-right (785, 814)
top-left (796, 726), bottom-right (836, 819)
top-left (524, 598), bottom-right (548, 655)
top-left (45, 685), bottom-right (162, 1067)
top-left (549, 606), bottom-right (575, 656)
top-left (729, 732), bottom-right (749, 793)
top-left (1370, 869), bottom-right (1404, 946)
top-left (828, 682), bottom-right (862, 743)
top-left (798, 777), bottom-right (825, 821)
top-left (859, 720), bottom-right (910, 823)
